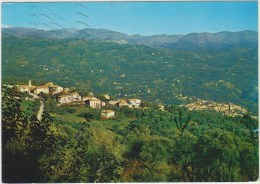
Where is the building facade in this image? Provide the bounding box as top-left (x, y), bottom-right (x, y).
top-left (127, 98), bottom-right (142, 108)
top-left (86, 97), bottom-right (102, 108)
top-left (33, 86), bottom-right (49, 94)
top-left (101, 109), bottom-right (115, 119)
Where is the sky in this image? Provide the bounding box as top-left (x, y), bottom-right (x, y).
top-left (1, 1), bottom-right (258, 36)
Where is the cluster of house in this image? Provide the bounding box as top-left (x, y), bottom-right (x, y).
top-left (184, 99), bottom-right (247, 117)
top-left (58, 93), bottom-right (142, 119)
top-left (16, 80), bottom-right (142, 120)
top-left (17, 80), bottom-right (64, 95)
top-left (109, 99), bottom-right (142, 108)
top-left (58, 92), bottom-right (83, 104)
top-left (58, 91), bottom-right (142, 108)
top-left (59, 94), bottom-right (142, 119)
top-left (59, 93), bottom-right (142, 119)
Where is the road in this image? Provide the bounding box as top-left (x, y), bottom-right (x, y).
top-left (28, 92), bottom-right (44, 121)
top-left (37, 100), bottom-right (44, 121)
top-left (29, 92), bottom-right (39, 99)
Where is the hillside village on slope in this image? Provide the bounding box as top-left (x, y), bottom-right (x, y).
top-left (9, 80), bottom-right (250, 118)
top-left (10, 80), bottom-right (143, 119)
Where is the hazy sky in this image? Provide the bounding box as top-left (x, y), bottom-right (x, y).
top-left (1, 1), bottom-right (258, 35)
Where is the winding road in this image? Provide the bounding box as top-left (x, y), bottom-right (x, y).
top-left (37, 100), bottom-right (44, 121)
top-left (29, 92), bottom-right (44, 121)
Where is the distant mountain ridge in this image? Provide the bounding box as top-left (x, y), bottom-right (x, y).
top-left (2, 27), bottom-right (258, 50)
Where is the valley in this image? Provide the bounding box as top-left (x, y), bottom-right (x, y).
top-left (2, 28), bottom-right (258, 114)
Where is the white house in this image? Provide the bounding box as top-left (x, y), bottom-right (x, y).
top-left (58, 92), bottom-right (82, 104)
top-left (109, 100), bottom-right (119, 106)
top-left (127, 98), bottom-right (141, 108)
top-left (33, 86), bottom-right (49, 95)
top-left (70, 92), bottom-right (82, 101)
top-left (58, 95), bottom-right (71, 104)
top-left (118, 99), bottom-right (129, 107)
top-left (101, 109), bottom-right (115, 119)
top-left (101, 101), bottom-right (106, 107)
top-left (49, 85), bottom-right (63, 94)
top-left (86, 97), bottom-right (102, 108)
top-left (17, 85), bottom-right (31, 93)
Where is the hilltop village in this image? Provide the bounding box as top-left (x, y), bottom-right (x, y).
top-left (182, 99), bottom-right (247, 117)
top-left (12, 80), bottom-right (249, 119)
top-left (15, 80), bottom-right (142, 119)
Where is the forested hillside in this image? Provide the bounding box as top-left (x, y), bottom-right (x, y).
top-left (2, 34), bottom-right (258, 113)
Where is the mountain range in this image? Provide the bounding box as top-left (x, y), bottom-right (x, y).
top-left (2, 27), bottom-right (258, 50)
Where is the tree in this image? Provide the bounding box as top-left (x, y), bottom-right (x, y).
top-left (170, 130), bottom-right (198, 182)
top-left (196, 128), bottom-right (241, 181)
top-left (39, 123), bottom-right (125, 183)
top-left (2, 86), bottom-right (57, 182)
top-left (238, 141), bottom-right (259, 181)
top-left (173, 109), bottom-right (191, 134)
top-left (122, 124), bottom-right (173, 182)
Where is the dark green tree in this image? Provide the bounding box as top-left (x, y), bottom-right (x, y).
top-left (173, 109), bottom-right (191, 133)
top-left (2, 86), bottom-right (57, 182)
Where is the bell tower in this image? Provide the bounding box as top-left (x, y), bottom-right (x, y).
top-left (29, 80), bottom-right (32, 87)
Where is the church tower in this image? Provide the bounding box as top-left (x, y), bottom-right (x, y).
top-left (29, 80), bottom-right (32, 87)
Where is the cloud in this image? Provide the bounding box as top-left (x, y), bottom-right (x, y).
top-left (2, 24), bottom-right (14, 28)
top-left (2, 3), bottom-right (15, 7)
